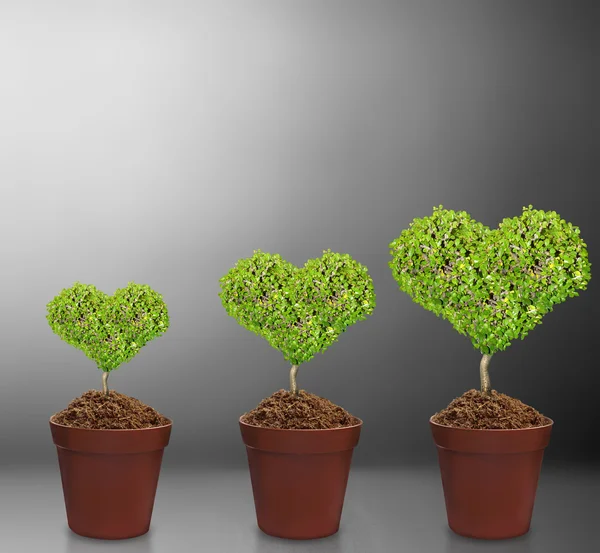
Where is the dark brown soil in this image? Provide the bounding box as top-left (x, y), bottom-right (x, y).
top-left (51, 390), bottom-right (171, 430)
top-left (241, 389), bottom-right (360, 429)
top-left (432, 389), bottom-right (550, 429)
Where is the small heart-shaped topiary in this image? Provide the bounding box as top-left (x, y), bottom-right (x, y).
top-left (47, 282), bottom-right (169, 372)
top-left (389, 206), bottom-right (591, 355)
top-left (219, 249), bottom-right (376, 366)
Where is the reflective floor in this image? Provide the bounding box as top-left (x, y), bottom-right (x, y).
top-left (1, 463), bottom-right (597, 553)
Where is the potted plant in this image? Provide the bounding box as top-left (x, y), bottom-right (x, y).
top-left (47, 282), bottom-right (172, 540)
top-left (389, 206), bottom-right (591, 539)
top-left (219, 249), bottom-right (376, 539)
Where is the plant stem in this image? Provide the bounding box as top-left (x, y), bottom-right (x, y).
top-left (480, 354), bottom-right (492, 395)
top-left (102, 372), bottom-right (109, 395)
top-left (289, 365), bottom-right (299, 395)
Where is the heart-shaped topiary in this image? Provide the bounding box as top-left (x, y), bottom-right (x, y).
top-left (219, 249), bottom-right (376, 366)
top-left (47, 282), bottom-right (169, 371)
top-left (389, 206), bottom-right (591, 354)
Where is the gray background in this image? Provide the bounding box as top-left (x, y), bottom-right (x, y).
top-left (0, 0), bottom-right (597, 468)
top-left (0, 1), bottom-right (598, 551)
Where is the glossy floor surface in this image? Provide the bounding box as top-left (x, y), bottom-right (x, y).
top-left (1, 463), bottom-right (596, 553)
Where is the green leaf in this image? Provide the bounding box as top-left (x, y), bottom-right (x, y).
top-left (219, 250), bottom-right (376, 365)
top-left (388, 206), bottom-right (591, 354)
top-left (47, 282), bottom-right (169, 372)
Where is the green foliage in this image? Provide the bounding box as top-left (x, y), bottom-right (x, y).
top-left (219, 249), bottom-right (376, 365)
top-left (47, 282), bottom-right (169, 371)
top-left (389, 206), bottom-right (591, 354)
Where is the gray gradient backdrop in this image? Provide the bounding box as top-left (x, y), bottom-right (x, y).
top-left (2, 2), bottom-right (598, 551)
top-left (1, 0), bottom-right (597, 475)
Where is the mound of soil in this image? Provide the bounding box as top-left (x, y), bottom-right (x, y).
top-left (432, 389), bottom-right (549, 430)
top-left (51, 390), bottom-right (171, 430)
top-left (241, 389), bottom-right (360, 429)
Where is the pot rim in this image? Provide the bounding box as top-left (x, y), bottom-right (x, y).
top-left (429, 415), bottom-right (553, 432)
top-left (49, 416), bottom-right (173, 432)
top-left (239, 415), bottom-right (363, 432)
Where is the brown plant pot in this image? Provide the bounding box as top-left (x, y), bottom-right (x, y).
top-left (430, 417), bottom-right (553, 539)
top-left (240, 417), bottom-right (362, 540)
top-left (50, 418), bottom-right (172, 540)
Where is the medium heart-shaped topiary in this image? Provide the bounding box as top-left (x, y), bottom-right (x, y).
top-left (47, 282), bottom-right (169, 371)
top-left (389, 206), bottom-right (591, 354)
top-left (219, 250), bottom-right (376, 365)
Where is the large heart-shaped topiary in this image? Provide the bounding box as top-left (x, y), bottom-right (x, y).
top-left (389, 206), bottom-right (591, 354)
top-left (219, 250), bottom-right (376, 365)
top-left (47, 282), bottom-right (169, 371)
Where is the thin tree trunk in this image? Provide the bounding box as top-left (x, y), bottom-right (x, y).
top-left (289, 365), bottom-right (299, 395)
top-left (102, 372), bottom-right (109, 395)
top-left (480, 354), bottom-right (492, 395)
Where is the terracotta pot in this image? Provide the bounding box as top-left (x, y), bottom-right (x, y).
top-left (240, 417), bottom-right (362, 539)
top-left (430, 417), bottom-right (553, 539)
top-left (50, 418), bottom-right (172, 540)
